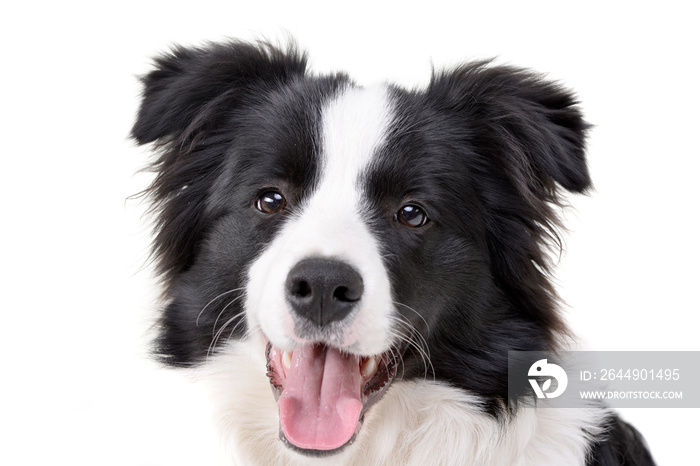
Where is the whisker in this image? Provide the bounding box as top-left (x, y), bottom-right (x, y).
top-left (392, 301), bottom-right (433, 374)
top-left (393, 301), bottom-right (430, 334)
top-left (212, 294), bottom-right (246, 337)
top-left (204, 290), bottom-right (247, 358)
top-left (208, 311), bottom-right (246, 358)
top-left (389, 311), bottom-right (435, 381)
top-left (226, 317), bottom-right (248, 343)
top-left (379, 252), bottom-right (400, 262)
top-left (195, 287), bottom-right (245, 326)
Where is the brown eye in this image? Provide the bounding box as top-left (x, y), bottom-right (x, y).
top-left (396, 204), bottom-right (429, 228)
top-left (256, 191), bottom-right (286, 214)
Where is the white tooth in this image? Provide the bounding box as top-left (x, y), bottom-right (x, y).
top-left (282, 351), bottom-right (292, 369)
top-left (361, 357), bottom-right (378, 378)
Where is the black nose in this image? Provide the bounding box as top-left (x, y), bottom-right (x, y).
top-left (285, 258), bottom-right (364, 327)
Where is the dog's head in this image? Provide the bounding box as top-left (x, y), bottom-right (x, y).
top-left (133, 40), bottom-right (590, 454)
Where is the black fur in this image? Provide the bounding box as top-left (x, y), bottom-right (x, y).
top-left (588, 417), bottom-right (656, 466)
top-left (133, 40), bottom-right (654, 464)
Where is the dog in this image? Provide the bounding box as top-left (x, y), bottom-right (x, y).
top-left (132, 40), bottom-right (655, 465)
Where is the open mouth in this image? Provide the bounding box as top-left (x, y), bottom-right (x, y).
top-left (265, 342), bottom-right (400, 454)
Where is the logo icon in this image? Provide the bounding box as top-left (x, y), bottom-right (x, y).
top-left (528, 359), bottom-right (568, 399)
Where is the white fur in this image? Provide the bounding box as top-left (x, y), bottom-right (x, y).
top-left (201, 337), bottom-right (609, 466)
top-left (244, 85), bottom-right (395, 355)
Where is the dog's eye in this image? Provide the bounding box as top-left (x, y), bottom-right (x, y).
top-left (395, 205), bottom-right (429, 228)
top-left (256, 191), bottom-right (286, 214)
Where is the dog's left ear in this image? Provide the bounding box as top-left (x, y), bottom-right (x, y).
top-left (429, 63), bottom-right (592, 196)
top-left (428, 63), bottom-right (591, 338)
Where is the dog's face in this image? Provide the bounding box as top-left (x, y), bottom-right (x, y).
top-left (245, 85), bottom-right (397, 357)
top-left (133, 41), bottom-right (590, 454)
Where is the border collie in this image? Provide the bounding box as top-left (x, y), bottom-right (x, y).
top-left (132, 40), bottom-right (655, 465)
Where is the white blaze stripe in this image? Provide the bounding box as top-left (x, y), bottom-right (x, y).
top-left (245, 85), bottom-right (396, 356)
top-left (319, 85), bottom-right (392, 202)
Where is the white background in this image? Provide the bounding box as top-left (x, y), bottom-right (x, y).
top-left (2, 1), bottom-right (697, 464)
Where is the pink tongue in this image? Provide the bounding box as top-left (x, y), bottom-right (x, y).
top-left (278, 345), bottom-right (363, 451)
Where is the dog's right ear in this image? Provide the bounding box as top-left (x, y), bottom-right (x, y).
top-left (131, 41), bottom-right (308, 145)
top-left (132, 41), bottom-right (308, 282)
